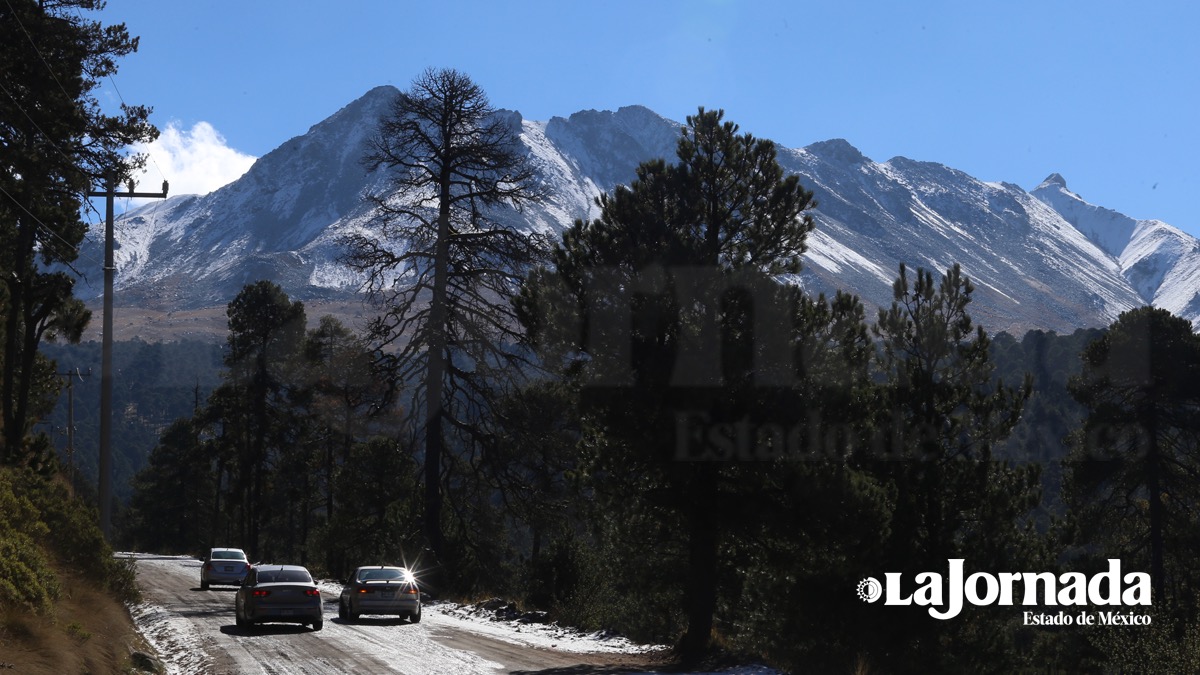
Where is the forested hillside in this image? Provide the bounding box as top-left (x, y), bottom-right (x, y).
top-left (38, 340), bottom-right (223, 507)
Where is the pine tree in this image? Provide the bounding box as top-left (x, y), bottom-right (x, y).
top-left (1066, 306), bottom-right (1200, 607)
top-left (218, 281), bottom-right (307, 559)
top-left (519, 108), bottom-right (816, 663)
top-left (341, 68), bottom-right (546, 577)
top-left (127, 418), bottom-right (213, 553)
top-left (1, 0), bottom-right (156, 464)
top-left (867, 263), bottom-right (1037, 671)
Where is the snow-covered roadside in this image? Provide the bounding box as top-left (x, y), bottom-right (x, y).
top-left (397, 596), bottom-right (784, 675)
top-left (122, 553), bottom-right (213, 675)
top-left (320, 582), bottom-right (785, 674)
top-left (432, 600), bottom-right (661, 654)
top-left (313, 578), bottom-right (663, 654)
top-left (128, 597), bottom-right (210, 675)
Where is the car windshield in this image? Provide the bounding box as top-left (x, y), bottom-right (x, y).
top-left (257, 569), bottom-right (312, 584)
top-left (211, 550), bottom-right (246, 561)
top-left (359, 568), bottom-right (408, 581)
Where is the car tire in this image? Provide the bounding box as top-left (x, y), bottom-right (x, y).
top-left (201, 580), bottom-right (209, 590)
top-left (235, 610), bottom-right (248, 629)
top-left (312, 619), bottom-right (323, 631)
top-left (410, 607), bottom-right (421, 624)
top-left (338, 600), bottom-right (348, 621)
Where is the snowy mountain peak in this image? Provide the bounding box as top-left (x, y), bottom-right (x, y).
top-left (542, 106), bottom-right (680, 192)
top-left (805, 138), bottom-right (869, 166)
top-left (1032, 175), bottom-right (1138, 259)
top-left (1038, 173), bottom-right (1069, 190)
top-left (312, 85), bottom-right (399, 133)
top-left (1031, 175), bottom-right (1200, 317)
top-left (1120, 219), bottom-right (1200, 312)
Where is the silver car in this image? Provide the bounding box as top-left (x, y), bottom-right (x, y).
top-left (338, 566), bottom-right (421, 623)
top-left (235, 564), bottom-right (324, 631)
top-left (200, 547), bottom-right (250, 589)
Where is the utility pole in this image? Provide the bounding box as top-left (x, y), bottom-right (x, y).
top-left (87, 174), bottom-right (167, 540)
top-left (57, 367), bottom-right (91, 496)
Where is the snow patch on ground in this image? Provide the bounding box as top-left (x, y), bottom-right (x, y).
top-left (127, 599), bottom-right (209, 675)
top-left (415, 599), bottom-right (784, 675)
top-left (804, 228), bottom-right (893, 285)
top-left (121, 553), bottom-right (213, 675)
top-left (429, 599), bottom-right (663, 654)
top-left (311, 586), bottom-right (783, 674)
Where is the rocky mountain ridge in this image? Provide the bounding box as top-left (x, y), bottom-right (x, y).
top-left (79, 86), bottom-right (1200, 340)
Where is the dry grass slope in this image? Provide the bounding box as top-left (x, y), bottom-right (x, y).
top-left (0, 571), bottom-right (158, 674)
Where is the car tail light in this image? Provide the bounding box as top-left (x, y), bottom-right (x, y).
top-left (203, 562), bottom-right (212, 570)
top-left (304, 589), bottom-right (320, 597)
top-left (252, 590), bottom-right (271, 597)
top-left (404, 588), bottom-right (418, 595)
top-left (357, 588), bottom-right (370, 594)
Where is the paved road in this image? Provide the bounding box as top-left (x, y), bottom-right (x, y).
top-left (131, 554), bottom-right (662, 674)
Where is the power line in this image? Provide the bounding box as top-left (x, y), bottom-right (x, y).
top-left (67, 2), bottom-right (169, 186)
top-left (0, 79), bottom-right (108, 271)
top-left (0, 182), bottom-right (103, 273)
top-left (0, 79), bottom-right (78, 166)
top-left (3, 0), bottom-right (75, 104)
top-left (4, 0), bottom-right (170, 189)
top-left (0, 77), bottom-right (108, 226)
top-left (0, 10), bottom-right (149, 260)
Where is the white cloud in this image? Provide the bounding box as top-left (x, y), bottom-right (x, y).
top-left (129, 121), bottom-right (257, 199)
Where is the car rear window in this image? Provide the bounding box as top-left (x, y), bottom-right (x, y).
top-left (360, 569), bottom-right (408, 581)
top-left (211, 550), bottom-right (246, 561)
top-left (257, 569), bottom-right (312, 584)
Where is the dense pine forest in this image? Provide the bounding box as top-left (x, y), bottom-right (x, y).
top-left (43, 321), bottom-right (1156, 672)
top-left (37, 339), bottom-right (224, 504)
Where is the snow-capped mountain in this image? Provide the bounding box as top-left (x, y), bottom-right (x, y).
top-left (1031, 175), bottom-right (1200, 321)
top-left (81, 86), bottom-right (1200, 339)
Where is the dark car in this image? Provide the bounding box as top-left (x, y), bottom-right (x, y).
top-left (235, 564), bottom-right (323, 631)
top-left (338, 566), bottom-right (421, 623)
top-left (200, 547), bottom-right (250, 589)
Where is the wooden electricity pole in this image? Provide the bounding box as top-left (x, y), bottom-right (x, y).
top-left (87, 174), bottom-right (167, 540)
top-left (57, 367), bottom-right (91, 496)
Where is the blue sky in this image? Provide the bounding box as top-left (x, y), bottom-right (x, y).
top-left (100, 0), bottom-right (1199, 236)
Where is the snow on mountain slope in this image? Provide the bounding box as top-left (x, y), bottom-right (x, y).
top-left (1121, 220), bottom-right (1200, 321)
top-left (542, 105), bottom-right (681, 193)
top-left (85, 86), bottom-right (399, 307)
top-left (83, 87), bottom-right (1200, 336)
top-left (1031, 172), bottom-right (1200, 327)
top-left (1031, 174), bottom-right (1139, 259)
top-left (779, 143), bottom-right (1142, 334)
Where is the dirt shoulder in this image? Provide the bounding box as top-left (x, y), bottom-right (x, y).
top-left (0, 570), bottom-right (156, 674)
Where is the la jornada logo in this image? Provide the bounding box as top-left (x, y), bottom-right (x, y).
top-left (857, 559), bottom-right (1150, 621)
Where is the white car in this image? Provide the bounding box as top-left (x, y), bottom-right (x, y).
top-left (200, 547), bottom-right (250, 590)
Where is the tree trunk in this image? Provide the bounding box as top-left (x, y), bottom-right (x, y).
top-left (1, 227), bottom-right (33, 460)
top-left (211, 460), bottom-right (224, 549)
top-left (1146, 415), bottom-right (1165, 600)
top-left (680, 462), bottom-right (719, 664)
top-left (423, 171), bottom-right (453, 575)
